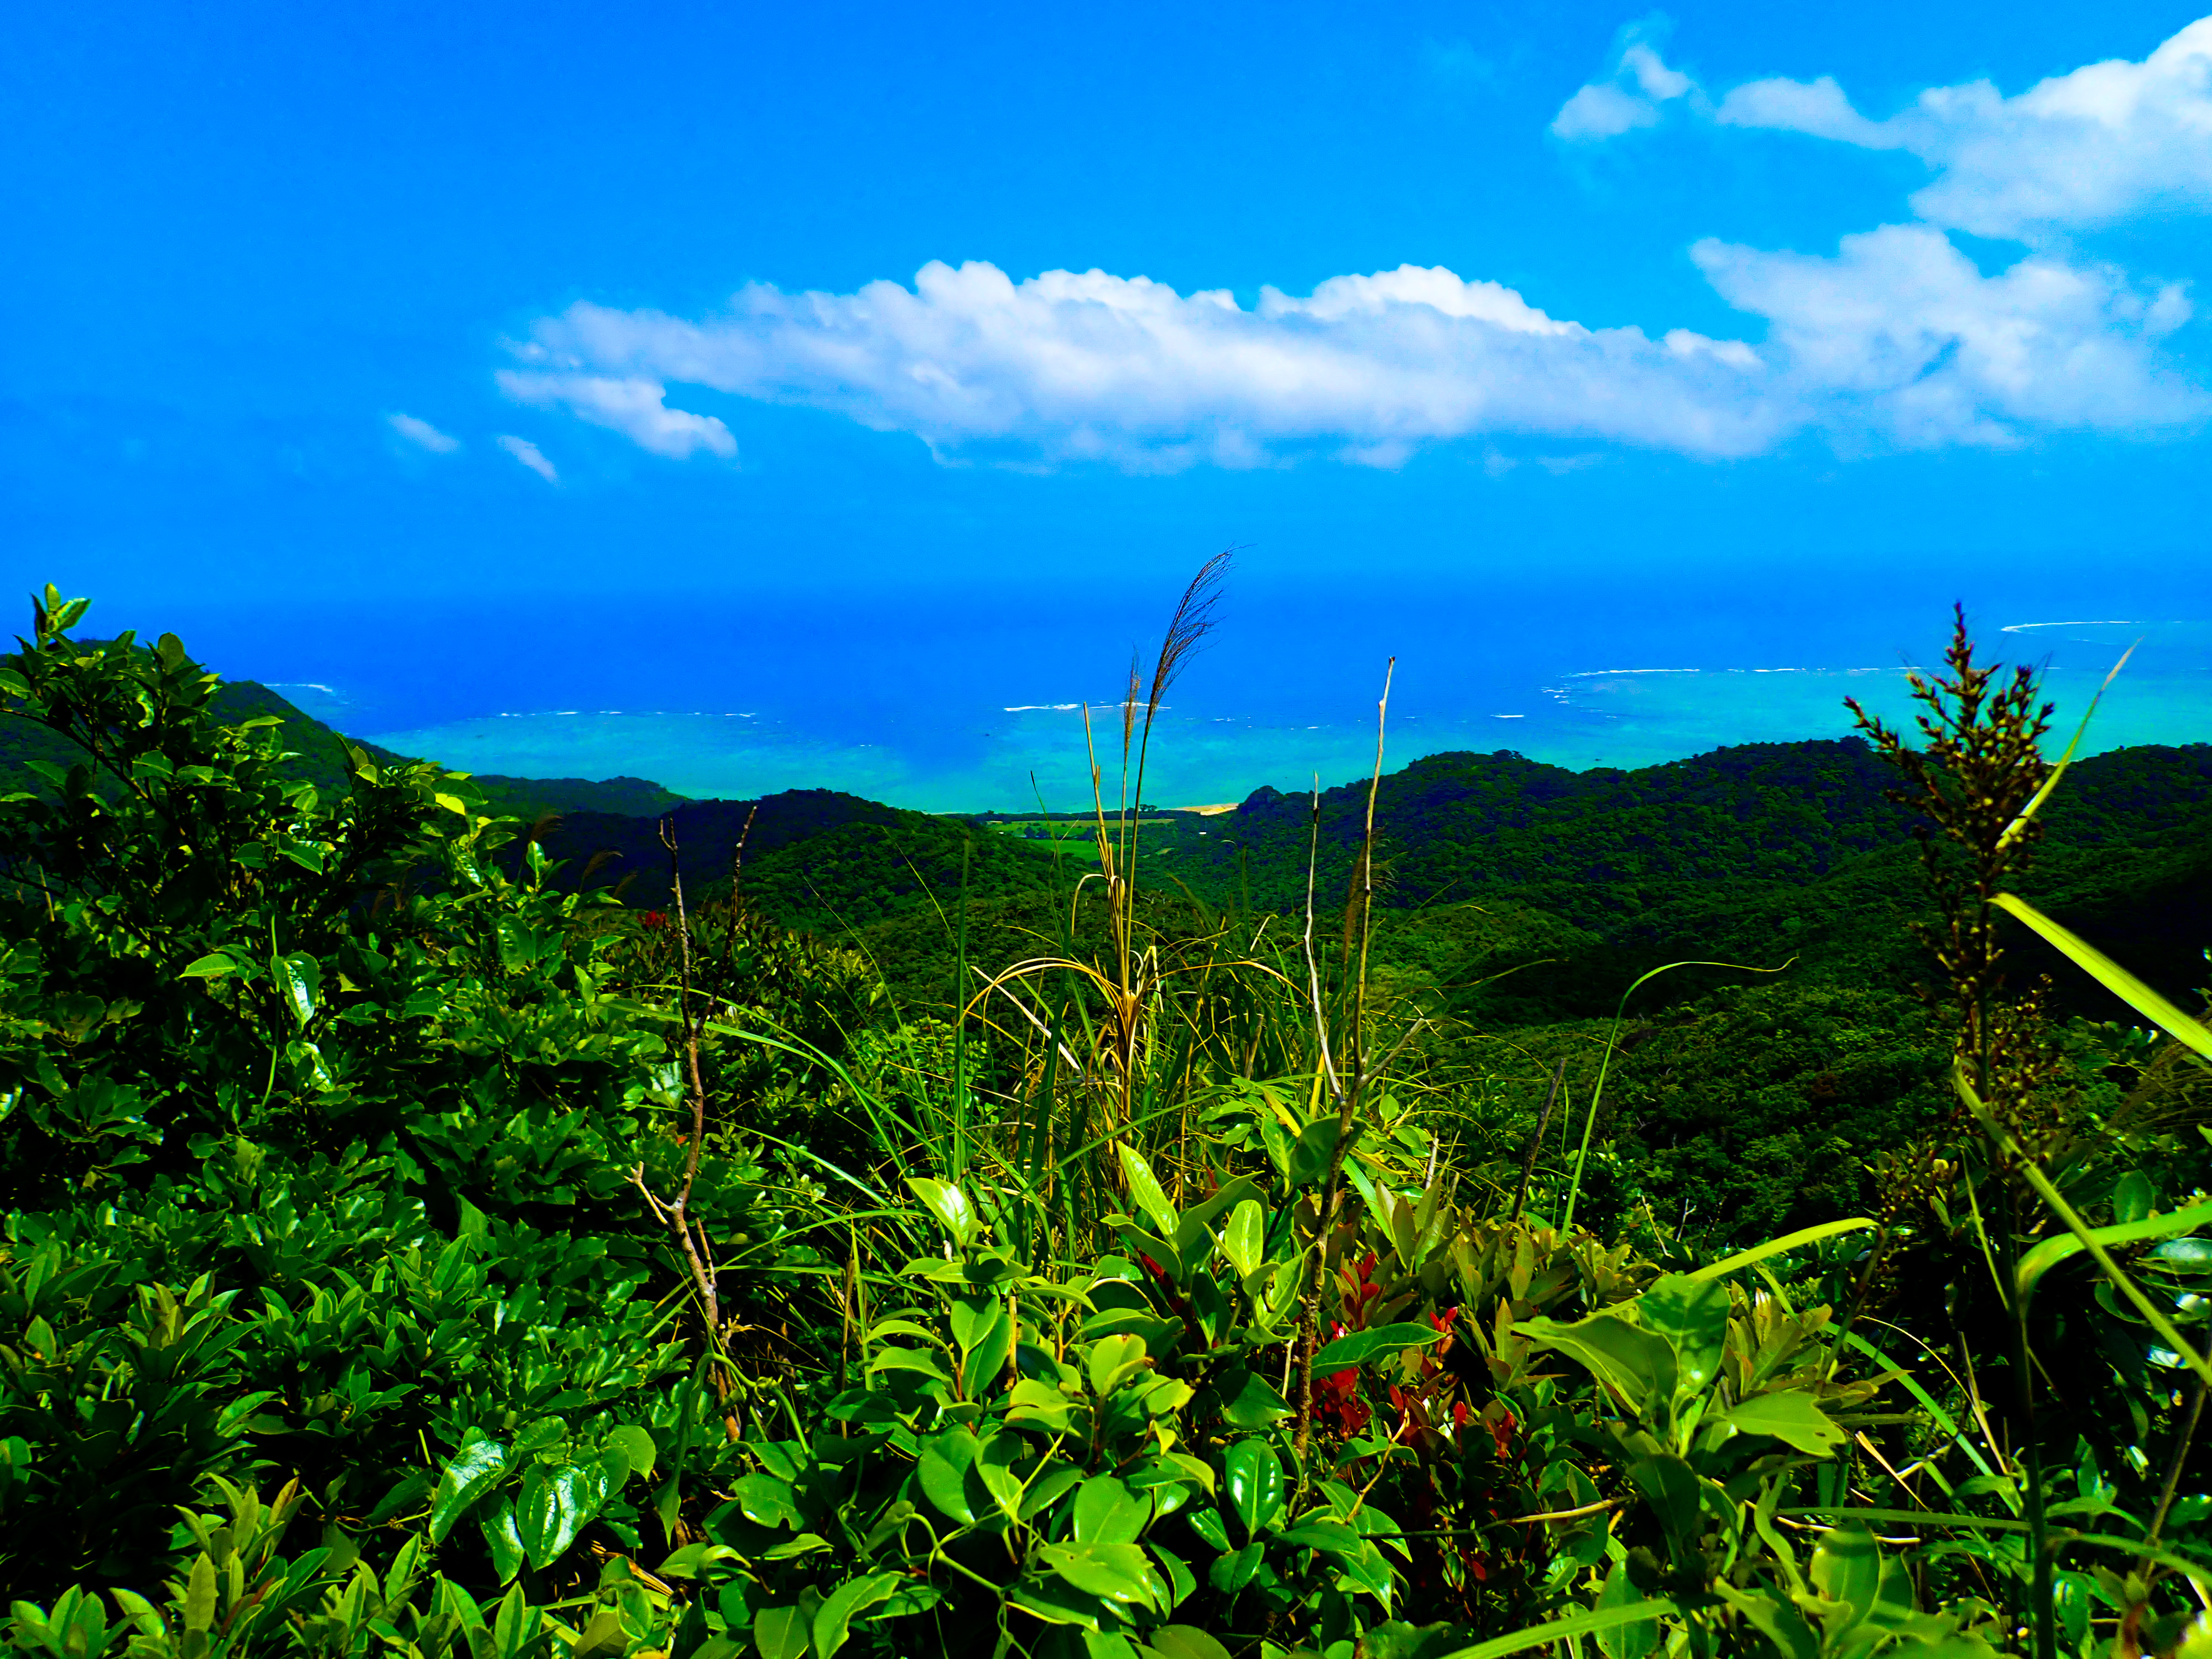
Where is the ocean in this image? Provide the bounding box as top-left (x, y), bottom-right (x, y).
top-left (316, 617), bottom-right (2210, 813)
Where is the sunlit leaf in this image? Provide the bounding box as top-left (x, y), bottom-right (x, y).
top-left (1311, 1322), bottom-right (1443, 1376)
top-left (1039, 1541), bottom-right (1155, 1606)
top-left (427, 1438), bottom-right (508, 1544)
top-left (1991, 891), bottom-right (2212, 1057)
top-left (812, 1572), bottom-right (899, 1659)
top-left (1223, 1438), bottom-right (1284, 1538)
top-left (1222, 1199), bottom-right (1265, 1279)
top-left (1115, 1141), bottom-right (1178, 1238)
top-left (1714, 1390), bottom-right (1846, 1457)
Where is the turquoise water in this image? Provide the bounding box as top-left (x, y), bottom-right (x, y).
top-left (359, 620), bottom-right (2212, 812)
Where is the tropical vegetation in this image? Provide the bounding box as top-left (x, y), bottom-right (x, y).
top-left (3, 573), bottom-right (2210, 1659)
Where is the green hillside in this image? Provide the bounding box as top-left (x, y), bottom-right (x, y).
top-left (8, 593), bottom-right (2212, 1655)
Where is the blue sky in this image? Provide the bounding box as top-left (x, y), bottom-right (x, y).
top-left (7, 2), bottom-right (2211, 804)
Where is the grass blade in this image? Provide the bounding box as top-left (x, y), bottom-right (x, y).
top-left (1954, 1063), bottom-right (2212, 1390)
top-left (1692, 1219), bottom-right (1876, 1282)
top-left (2016, 1197), bottom-right (2212, 1297)
top-left (1990, 891), bottom-right (2212, 1057)
top-left (1996, 638), bottom-right (2137, 852)
top-left (1434, 1597), bottom-right (1683, 1659)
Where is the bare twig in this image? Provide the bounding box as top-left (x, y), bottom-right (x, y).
top-left (1511, 1058), bottom-right (1568, 1224)
top-left (644, 817), bottom-right (721, 1344)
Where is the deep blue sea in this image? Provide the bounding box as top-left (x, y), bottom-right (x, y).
top-left (199, 583), bottom-right (2212, 813)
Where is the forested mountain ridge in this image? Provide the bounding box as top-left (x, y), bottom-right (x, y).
top-left (8, 662), bottom-right (2204, 1024)
top-left (9, 602), bottom-right (2212, 1653)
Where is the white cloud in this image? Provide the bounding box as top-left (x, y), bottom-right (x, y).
top-left (387, 411), bottom-right (460, 453)
top-left (495, 371), bottom-right (737, 460)
top-left (489, 24), bottom-right (2212, 473)
top-left (502, 246), bottom-right (2199, 469)
top-left (1551, 32), bottom-right (1698, 140)
top-left (1624, 42), bottom-right (1693, 102)
top-left (1693, 224), bottom-right (2199, 446)
top-left (1716, 16), bottom-right (2212, 239)
top-left (504, 261), bottom-right (1785, 469)
top-left (497, 435), bottom-right (559, 482)
top-left (1553, 82), bottom-right (1664, 140)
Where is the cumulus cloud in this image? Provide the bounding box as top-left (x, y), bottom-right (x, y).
top-left (497, 435), bottom-right (559, 482)
top-left (494, 371), bottom-right (736, 460)
top-left (1693, 225), bottom-right (2198, 446)
top-left (490, 22), bottom-right (2212, 472)
top-left (1552, 35), bottom-right (1699, 139)
top-left (503, 261), bottom-right (1783, 469)
top-left (499, 247), bottom-right (2198, 469)
top-left (1716, 15), bottom-right (2212, 239)
top-left (387, 411), bottom-right (460, 453)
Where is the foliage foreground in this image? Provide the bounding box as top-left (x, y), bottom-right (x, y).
top-left (4, 587), bottom-right (2212, 1658)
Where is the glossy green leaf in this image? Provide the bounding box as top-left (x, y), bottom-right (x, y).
top-left (1223, 1438), bottom-right (1284, 1538)
top-left (1020, 1463), bottom-right (1086, 1522)
top-left (975, 1430), bottom-right (1024, 1520)
top-left (1208, 1541), bottom-right (1264, 1594)
top-left (179, 954), bottom-right (237, 980)
top-left (1312, 1320), bottom-right (1444, 1376)
top-left (730, 1472), bottom-right (804, 1530)
top-left (1337, 1539), bottom-right (1397, 1606)
top-left (427, 1437), bottom-right (508, 1543)
top-left (1715, 1391), bottom-right (1846, 1457)
top-left (511, 1417), bottom-right (564, 1455)
top-left (753, 1605), bottom-right (811, 1659)
top-left (1186, 1506), bottom-right (1232, 1552)
top-left (1115, 1141), bottom-right (1178, 1238)
top-left (1626, 1453), bottom-right (1703, 1552)
top-left (1171, 1176), bottom-right (1262, 1260)
top-left (273, 952), bottom-right (320, 1027)
top-left (1593, 1561), bottom-right (1660, 1659)
top-left (570, 1611), bottom-right (626, 1659)
top-left (1289, 1118), bottom-right (1342, 1185)
top-left (517, 1460), bottom-right (607, 1569)
top-left (1072, 1475), bottom-right (1147, 1545)
top-left (183, 1554), bottom-right (216, 1634)
top-left (1519, 1312), bottom-right (1677, 1418)
top-left (1005, 1579), bottom-right (1107, 1631)
top-left (868, 1345), bottom-right (952, 1383)
top-left (1634, 1274), bottom-right (1728, 1396)
top-left (1087, 1332), bottom-right (1151, 1397)
top-left (478, 1499), bottom-right (526, 1585)
top-left (1808, 1522), bottom-right (1881, 1629)
top-left (958, 1303), bottom-right (1013, 1399)
top-left (1277, 1519), bottom-right (1363, 1558)
top-left (905, 1176), bottom-right (979, 1244)
top-left (1148, 1624), bottom-right (1229, 1659)
top-left (1007, 1377), bottom-right (1076, 1432)
top-left (493, 1584), bottom-right (538, 1659)
top-left (1148, 1542), bottom-right (1197, 1612)
top-left (1222, 1199), bottom-right (1265, 1279)
top-left (1215, 1364), bottom-right (1292, 1428)
top-left (604, 1423), bottom-right (656, 1484)
top-left (812, 1572), bottom-right (899, 1659)
top-left (1040, 1541), bottom-right (1155, 1605)
top-left (916, 1426), bottom-right (982, 1525)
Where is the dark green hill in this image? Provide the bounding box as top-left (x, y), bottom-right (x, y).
top-left (527, 789), bottom-right (1063, 927)
top-left (1131, 738), bottom-right (2212, 1019)
top-left (0, 662), bottom-right (687, 824)
top-left (473, 773), bottom-right (685, 820)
